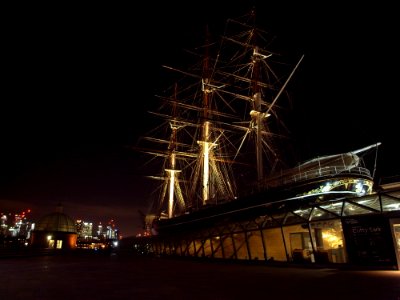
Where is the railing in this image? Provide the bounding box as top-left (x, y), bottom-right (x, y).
top-left (262, 166), bottom-right (372, 189)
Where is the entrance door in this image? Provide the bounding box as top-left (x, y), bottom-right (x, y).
top-left (390, 218), bottom-right (400, 270)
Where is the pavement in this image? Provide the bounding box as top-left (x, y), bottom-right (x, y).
top-left (1, 250), bottom-right (399, 300)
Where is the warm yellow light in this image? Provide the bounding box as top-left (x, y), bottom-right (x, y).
top-left (322, 230), bottom-right (342, 248)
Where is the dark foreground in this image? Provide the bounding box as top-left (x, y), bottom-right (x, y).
top-left (1, 251), bottom-right (399, 300)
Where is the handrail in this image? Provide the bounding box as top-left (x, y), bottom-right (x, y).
top-left (263, 166), bottom-right (372, 188)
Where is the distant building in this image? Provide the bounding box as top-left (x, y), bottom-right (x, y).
top-left (75, 219), bottom-right (120, 250)
top-left (30, 204), bottom-right (77, 250)
top-left (76, 220), bottom-right (93, 239)
top-left (0, 210), bottom-right (33, 239)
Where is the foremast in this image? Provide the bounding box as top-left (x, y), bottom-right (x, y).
top-left (165, 84), bottom-right (184, 218)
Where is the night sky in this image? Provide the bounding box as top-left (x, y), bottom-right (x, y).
top-left (1, 1), bottom-right (398, 237)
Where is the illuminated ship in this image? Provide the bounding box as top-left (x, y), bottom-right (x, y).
top-left (135, 9), bottom-right (380, 233)
top-left (132, 10), bottom-right (399, 269)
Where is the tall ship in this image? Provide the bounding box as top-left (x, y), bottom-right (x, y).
top-left (132, 9), bottom-right (400, 269)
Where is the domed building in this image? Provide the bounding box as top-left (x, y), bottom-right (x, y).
top-left (30, 204), bottom-right (77, 249)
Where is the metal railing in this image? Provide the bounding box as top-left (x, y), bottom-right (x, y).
top-left (262, 166), bottom-right (372, 189)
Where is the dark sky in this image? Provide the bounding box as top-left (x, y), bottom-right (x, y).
top-left (1, 1), bottom-right (398, 237)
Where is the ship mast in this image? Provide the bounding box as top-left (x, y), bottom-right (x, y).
top-left (251, 46), bottom-right (269, 184)
top-left (217, 10), bottom-right (303, 192)
top-left (244, 10), bottom-right (273, 187)
top-left (165, 84), bottom-right (183, 218)
top-left (198, 26), bottom-right (215, 205)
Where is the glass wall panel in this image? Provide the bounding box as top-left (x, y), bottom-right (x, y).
top-left (181, 240), bottom-right (190, 256)
top-left (310, 207), bottom-right (338, 221)
top-left (167, 242), bottom-right (175, 255)
top-left (247, 230), bottom-right (265, 261)
top-left (233, 232), bottom-right (248, 260)
top-left (343, 202), bottom-right (373, 216)
top-left (282, 224), bottom-right (312, 263)
top-left (160, 241), bottom-right (167, 255)
top-left (158, 242), bottom-right (164, 256)
top-left (187, 240), bottom-right (196, 256)
top-left (310, 219), bottom-right (347, 263)
top-left (382, 197), bottom-right (400, 212)
top-left (152, 241), bottom-right (159, 255)
top-left (354, 195), bottom-right (381, 211)
top-left (221, 235), bottom-right (235, 259)
top-left (169, 241), bottom-right (176, 255)
top-left (390, 218), bottom-right (400, 270)
top-left (193, 239), bottom-right (204, 257)
top-left (175, 241), bottom-right (182, 256)
top-left (165, 243), bottom-right (172, 255)
top-left (263, 227), bottom-right (287, 262)
top-left (319, 202), bottom-right (343, 216)
top-left (203, 238), bottom-right (213, 258)
top-left (293, 208), bottom-right (312, 220)
top-left (211, 236), bottom-right (223, 258)
top-left (285, 212), bottom-right (308, 225)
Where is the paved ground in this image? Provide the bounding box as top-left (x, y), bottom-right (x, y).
top-left (1, 251), bottom-right (399, 300)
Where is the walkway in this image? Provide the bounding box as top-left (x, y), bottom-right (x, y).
top-left (1, 251), bottom-right (399, 299)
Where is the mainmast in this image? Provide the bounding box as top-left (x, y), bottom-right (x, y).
top-left (198, 25), bottom-right (215, 205)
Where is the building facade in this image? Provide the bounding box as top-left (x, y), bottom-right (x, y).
top-left (30, 205), bottom-right (77, 250)
top-left (132, 183), bottom-right (400, 270)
